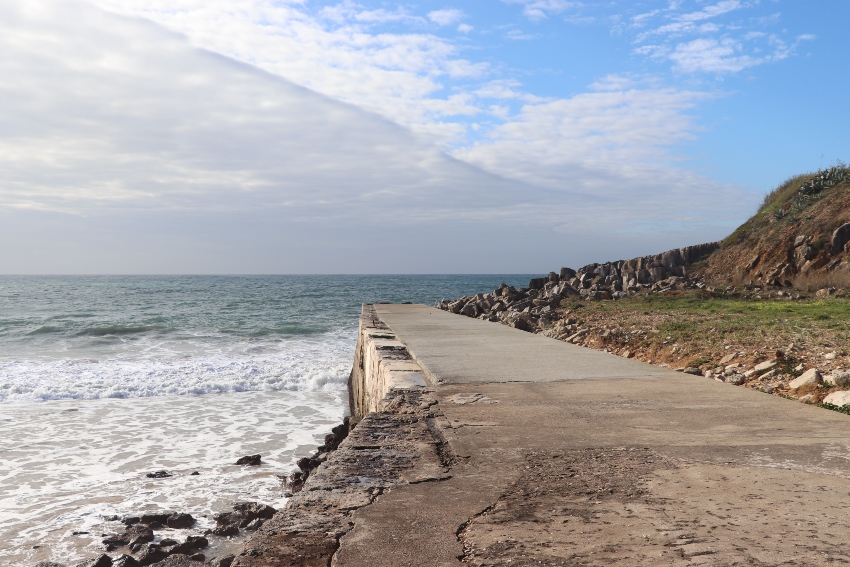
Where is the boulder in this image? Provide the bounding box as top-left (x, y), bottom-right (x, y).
top-left (136, 544), bottom-right (169, 565)
top-left (831, 222), bottom-right (850, 254)
top-left (728, 374), bottom-right (746, 385)
top-left (235, 455), bottom-right (261, 466)
top-left (825, 371), bottom-right (850, 387)
top-left (682, 367), bottom-right (703, 376)
top-left (112, 557), bottom-right (141, 567)
top-left (824, 391), bottom-right (850, 407)
top-left (166, 513), bottom-right (195, 529)
top-left (74, 556), bottom-right (112, 567)
top-left (103, 524), bottom-right (154, 548)
top-left (148, 556), bottom-right (202, 567)
top-left (753, 360), bottom-right (777, 372)
top-left (139, 512), bottom-right (174, 525)
top-left (559, 267), bottom-right (576, 280)
top-left (206, 556), bottom-right (235, 567)
top-left (170, 536), bottom-right (208, 555)
top-left (789, 368), bottom-right (821, 389)
top-left (719, 352), bottom-right (737, 365)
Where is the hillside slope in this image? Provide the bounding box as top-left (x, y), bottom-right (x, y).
top-left (702, 166), bottom-right (850, 290)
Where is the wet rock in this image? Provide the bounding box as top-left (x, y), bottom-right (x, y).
top-left (205, 555), bottom-right (234, 567)
top-left (789, 368), bottom-right (821, 389)
top-left (149, 556), bottom-right (202, 567)
top-left (103, 524), bottom-right (154, 548)
top-left (137, 544), bottom-right (169, 566)
top-left (235, 455), bottom-right (261, 466)
top-left (112, 557), bottom-right (141, 567)
top-left (139, 512), bottom-right (174, 525)
top-left (74, 556), bottom-right (112, 567)
top-left (166, 513), bottom-right (195, 529)
top-left (211, 502), bottom-right (275, 536)
top-left (145, 471), bottom-right (172, 479)
top-left (170, 536), bottom-right (208, 555)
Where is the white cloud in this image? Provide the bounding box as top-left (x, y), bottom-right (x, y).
top-left (457, 23), bottom-right (473, 33)
top-left (626, 0), bottom-right (813, 75)
top-left (428, 8), bottom-right (464, 26)
top-left (503, 0), bottom-right (581, 22)
top-left (0, 0), bottom-right (756, 273)
top-left (90, 0), bottom-right (486, 144)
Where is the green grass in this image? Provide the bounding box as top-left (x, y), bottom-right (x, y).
top-left (820, 402), bottom-right (850, 415)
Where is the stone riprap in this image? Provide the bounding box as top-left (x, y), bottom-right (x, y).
top-left (435, 242), bottom-right (719, 333)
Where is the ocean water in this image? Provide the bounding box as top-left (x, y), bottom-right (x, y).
top-left (0, 275), bottom-right (532, 565)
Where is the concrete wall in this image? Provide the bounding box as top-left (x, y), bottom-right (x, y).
top-left (348, 303), bottom-right (426, 418)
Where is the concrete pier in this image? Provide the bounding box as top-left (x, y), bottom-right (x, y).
top-left (237, 304), bottom-right (850, 566)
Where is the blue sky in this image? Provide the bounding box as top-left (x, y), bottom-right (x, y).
top-left (1, 1), bottom-right (847, 273)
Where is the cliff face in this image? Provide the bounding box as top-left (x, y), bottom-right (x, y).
top-left (703, 167), bottom-right (850, 289)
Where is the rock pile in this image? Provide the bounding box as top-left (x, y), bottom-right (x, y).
top-left (436, 242), bottom-right (719, 329)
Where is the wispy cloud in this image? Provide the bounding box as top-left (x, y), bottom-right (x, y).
top-left (428, 8), bottom-right (464, 27)
top-left (625, 0), bottom-right (813, 75)
top-left (503, 0), bottom-right (581, 22)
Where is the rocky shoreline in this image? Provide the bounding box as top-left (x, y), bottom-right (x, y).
top-left (434, 243), bottom-right (850, 414)
top-left (435, 242), bottom-right (720, 330)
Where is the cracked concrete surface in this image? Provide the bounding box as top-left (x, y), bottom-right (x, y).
top-left (235, 304), bottom-right (850, 566)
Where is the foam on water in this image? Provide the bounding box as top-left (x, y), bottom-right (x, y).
top-left (0, 390), bottom-right (345, 565)
top-left (0, 335), bottom-right (353, 403)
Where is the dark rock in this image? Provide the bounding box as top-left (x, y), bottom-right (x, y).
top-left (139, 512), bottom-right (174, 525)
top-left (34, 563), bottom-right (66, 567)
top-left (189, 555), bottom-right (205, 562)
top-left (235, 454), bottom-right (261, 466)
top-left (122, 517), bottom-right (141, 526)
top-left (205, 555), bottom-right (234, 567)
top-left (233, 502), bottom-right (276, 520)
top-left (103, 524), bottom-right (154, 547)
top-left (73, 555), bottom-right (112, 567)
top-left (210, 524), bottom-right (239, 537)
top-left (112, 557), bottom-right (141, 567)
top-left (145, 471), bottom-right (172, 479)
top-left (137, 544), bottom-right (169, 566)
top-left (171, 536), bottom-right (208, 555)
top-left (244, 518), bottom-right (264, 531)
top-left (190, 471), bottom-right (200, 476)
top-left (159, 538), bottom-right (179, 546)
top-left (149, 556), bottom-right (202, 567)
top-left (166, 513), bottom-right (195, 529)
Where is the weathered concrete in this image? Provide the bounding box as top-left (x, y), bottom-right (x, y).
top-left (238, 304), bottom-right (850, 566)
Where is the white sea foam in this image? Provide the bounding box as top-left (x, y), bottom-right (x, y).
top-left (0, 334), bottom-right (353, 404)
top-left (0, 390), bottom-right (346, 565)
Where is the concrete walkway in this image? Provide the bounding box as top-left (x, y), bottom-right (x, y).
top-left (340, 304), bottom-right (850, 566)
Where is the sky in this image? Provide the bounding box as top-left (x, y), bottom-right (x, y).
top-left (1, 0), bottom-right (848, 274)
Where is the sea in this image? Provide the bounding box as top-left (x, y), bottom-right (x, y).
top-left (0, 275), bottom-right (534, 565)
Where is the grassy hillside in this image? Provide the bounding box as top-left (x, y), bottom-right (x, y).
top-left (703, 166), bottom-right (850, 290)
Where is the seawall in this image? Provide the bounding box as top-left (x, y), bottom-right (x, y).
top-left (234, 303), bottom-right (850, 566)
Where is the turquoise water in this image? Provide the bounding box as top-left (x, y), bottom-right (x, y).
top-left (0, 275), bottom-right (534, 403)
